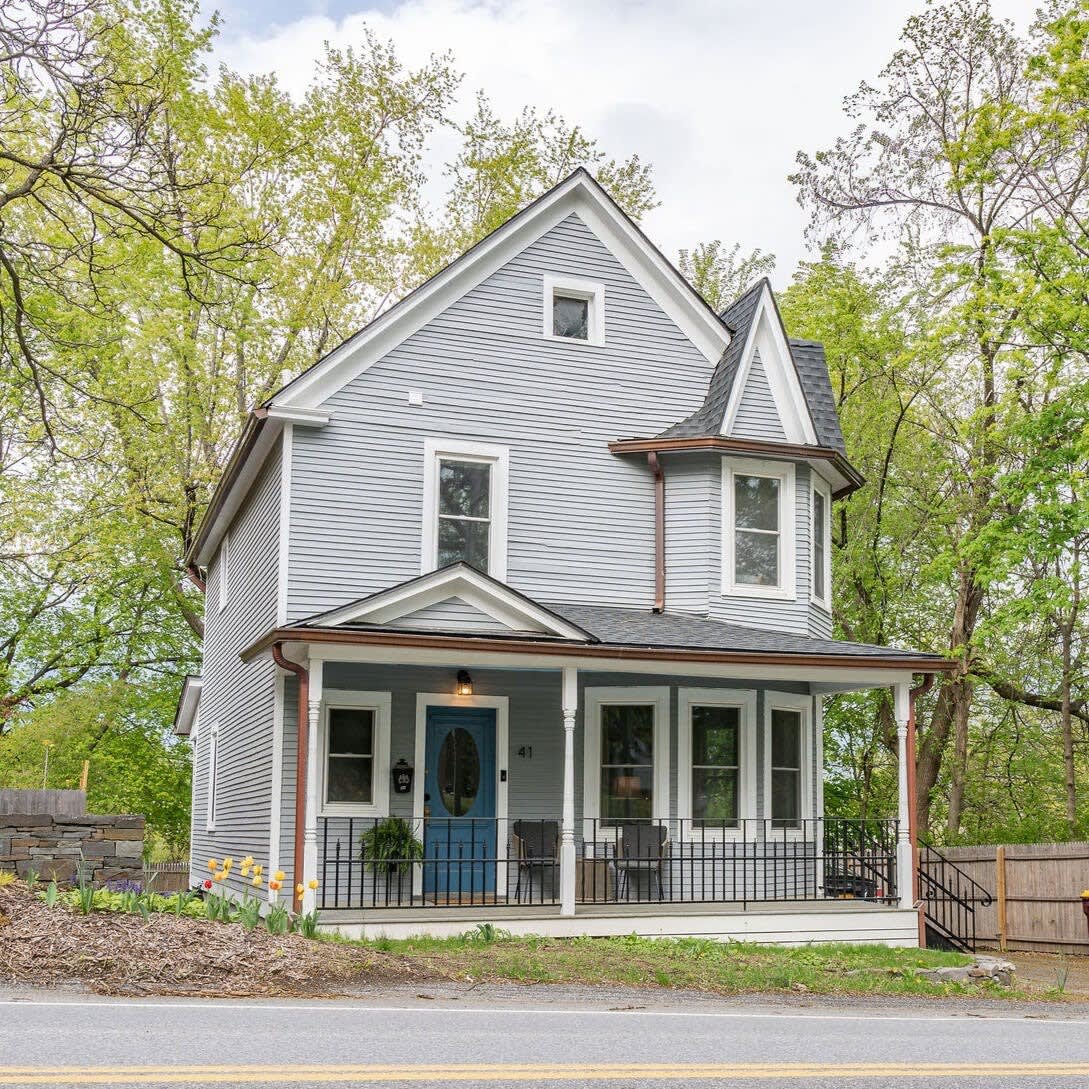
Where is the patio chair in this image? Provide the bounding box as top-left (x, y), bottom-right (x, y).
top-left (614, 822), bottom-right (669, 902)
top-left (512, 820), bottom-right (560, 903)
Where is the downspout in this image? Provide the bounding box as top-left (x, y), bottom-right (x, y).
top-left (909, 672), bottom-right (934, 945)
top-left (271, 642), bottom-right (309, 914)
top-left (186, 563), bottom-right (206, 594)
top-left (648, 451), bottom-right (665, 613)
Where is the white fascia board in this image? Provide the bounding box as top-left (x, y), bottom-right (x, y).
top-left (315, 566), bottom-right (592, 642)
top-left (173, 677), bottom-right (203, 737)
top-left (266, 405), bottom-right (331, 425)
top-left (194, 419), bottom-right (282, 567)
top-left (721, 285), bottom-right (818, 446)
top-left (272, 173), bottom-right (730, 413)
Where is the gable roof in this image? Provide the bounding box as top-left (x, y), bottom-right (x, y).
top-left (297, 563), bottom-right (595, 642)
top-left (187, 168), bottom-right (733, 566)
top-left (267, 168), bottom-right (730, 413)
top-left (654, 279), bottom-right (845, 454)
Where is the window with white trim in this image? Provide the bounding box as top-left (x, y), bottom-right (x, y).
top-left (583, 687), bottom-right (669, 828)
top-left (422, 440), bottom-right (509, 579)
top-left (217, 534), bottom-right (229, 612)
top-left (543, 275), bottom-right (605, 346)
top-left (678, 689), bottom-right (757, 834)
top-left (765, 695), bottom-right (811, 830)
top-left (321, 691), bottom-right (391, 816)
top-left (206, 723), bottom-right (219, 832)
top-left (721, 457), bottom-right (796, 599)
top-left (811, 476), bottom-right (832, 610)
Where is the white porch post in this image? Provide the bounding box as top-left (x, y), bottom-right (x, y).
top-left (560, 665), bottom-right (578, 917)
top-left (303, 658), bottom-right (323, 913)
top-left (893, 682), bottom-right (913, 910)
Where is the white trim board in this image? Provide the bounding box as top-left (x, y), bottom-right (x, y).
top-left (273, 171), bottom-right (729, 413)
top-left (721, 283), bottom-right (817, 445)
top-left (582, 686), bottom-right (671, 827)
top-left (542, 274), bottom-right (606, 347)
top-left (312, 564), bottom-right (590, 641)
top-left (276, 423), bottom-right (293, 626)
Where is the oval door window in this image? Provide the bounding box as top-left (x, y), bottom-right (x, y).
top-left (439, 728), bottom-right (481, 817)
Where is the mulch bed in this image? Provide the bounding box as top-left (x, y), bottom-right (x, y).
top-left (0, 882), bottom-right (428, 997)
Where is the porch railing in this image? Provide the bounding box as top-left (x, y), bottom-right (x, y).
top-left (318, 816), bottom-right (898, 910)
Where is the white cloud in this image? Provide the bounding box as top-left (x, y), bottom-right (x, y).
top-left (213, 0), bottom-right (1039, 283)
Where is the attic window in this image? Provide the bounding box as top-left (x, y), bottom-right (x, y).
top-left (543, 275), bottom-right (604, 346)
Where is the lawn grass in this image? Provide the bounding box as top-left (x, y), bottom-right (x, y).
top-left (329, 928), bottom-right (1029, 999)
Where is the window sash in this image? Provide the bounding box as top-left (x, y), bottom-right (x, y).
top-left (813, 487), bottom-right (827, 602)
top-left (600, 703), bottom-right (655, 825)
top-left (732, 472), bottom-right (782, 589)
top-left (770, 708), bottom-right (803, 829)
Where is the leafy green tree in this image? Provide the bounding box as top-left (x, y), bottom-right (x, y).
top-left (677, 241), bottom-right (775, 311)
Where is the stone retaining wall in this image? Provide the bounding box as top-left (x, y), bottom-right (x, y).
top-left (0, 813), bottom-right (144, 885)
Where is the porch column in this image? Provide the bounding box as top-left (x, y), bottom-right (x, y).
top-left (893, 682), bottom-right (913, 910)
top-left (560, 665), bottom-right (578, 917)
top-left (303, 658), bottom-right (323, 914)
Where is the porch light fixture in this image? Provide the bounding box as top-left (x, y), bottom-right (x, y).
top-left (455, 670), bottom-right (473, 697)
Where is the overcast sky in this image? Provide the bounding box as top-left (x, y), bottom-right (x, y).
top-left (210, 0), bottom-right (1040, 284)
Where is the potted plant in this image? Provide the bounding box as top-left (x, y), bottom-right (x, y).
top-left (360, 817), bottom-right (423, 905)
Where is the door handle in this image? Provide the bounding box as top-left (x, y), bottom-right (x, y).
top-left (424, 792), bottom-right (431, 802)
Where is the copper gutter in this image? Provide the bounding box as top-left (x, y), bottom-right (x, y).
top-left (610, 435), bottom-right (865, 499)
top-left (909, 672), bottom-right (935, 945)
top-left (648, 451), bottom-right (665, 612)
top-left (243, 626), bottom-right (953, 673)
top-left (186, 563), bottom-right (206, 594)
top-left (271, 642), bottom-right (308, 914)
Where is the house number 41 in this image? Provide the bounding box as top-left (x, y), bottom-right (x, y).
top-left (517, 745), bottom-right (533, 759)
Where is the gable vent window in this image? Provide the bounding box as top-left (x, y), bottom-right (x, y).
top-left (722, 457), bottom-right (796, 600)
top-left (543, 275), bottom-right (604, 346)
top-left (423, 439), bottom-right (510, 579)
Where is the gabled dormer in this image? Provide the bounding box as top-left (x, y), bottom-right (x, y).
top-left (611, 279), bottom-right (860, 639)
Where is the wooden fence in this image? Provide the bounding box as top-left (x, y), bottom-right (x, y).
top-left (0, 789), bottom-right (86, 817)
top-left (941, 843), bottom-right (1089, 955)
top-left (143, 861), bottom-right (190, 895)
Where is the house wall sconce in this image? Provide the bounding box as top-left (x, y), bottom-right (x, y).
top-left (391, 758), bottom-right (414, 795)
top-left (455, 669), bottom-right (473, 697)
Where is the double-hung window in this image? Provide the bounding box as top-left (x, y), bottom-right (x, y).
top-left (423, 440), bottom-right (509, 578)
top-left (583, 687), bottom-right (669, 829)
top-left (722, 458), bottom-right (796, 599)
top-left (811, 476), bottom-right (832, 610)
top-left (678, 689), bottom-right (757, 834)
top-left (321, 691), bottom-right (391, 817)
top-left (766, 695), bottom-right (810, 830)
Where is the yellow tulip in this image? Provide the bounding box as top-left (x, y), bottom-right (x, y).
top-left (296, 884), bottom-right (305, 895)
top-left (273, 871), bottom-right (285, 882)
top-left (253, 865), bottom-right (263, 876)
top-left (242, 856), bottom-right (254, 867)
top-left (214, 871), bottom-right (225, 883)
top-left (307, 879), bottom-right (319, 891)
top-left (207, 859), bottom-right (218, 873)
top-left (222, 857), bottom-right (233, 870)
top-left (251, 875), bottom-right (263, 887)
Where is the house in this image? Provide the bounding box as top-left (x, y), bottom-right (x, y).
top-left (173, 169), bottom-right (950, 946)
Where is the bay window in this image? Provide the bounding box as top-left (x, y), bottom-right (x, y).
top-left (722, 457), bottom-right (796, 599)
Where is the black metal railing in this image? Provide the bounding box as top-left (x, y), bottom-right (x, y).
top-left (918, 842), bottom-right (993, 952)
top-left (319, 817), bottom-right (560, 910)
top-left (575, 818), bottom-right (898, 907)
top-left (317, 815), bottom-right (898, 910)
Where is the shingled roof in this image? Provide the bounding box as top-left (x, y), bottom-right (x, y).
top-left (655, 279), bottom-right (846, 454)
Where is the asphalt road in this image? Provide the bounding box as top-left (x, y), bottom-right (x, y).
top-left (1, 986), bottom-right (1088, 1087)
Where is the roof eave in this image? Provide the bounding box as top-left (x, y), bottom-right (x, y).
top-left (241, 624), bottom-right (950, 672)
top-left (608, 436), bottom-right (865, 499)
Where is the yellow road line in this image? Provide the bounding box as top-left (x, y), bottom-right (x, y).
top-left (0, 1063), bottom-right (1088, 1083)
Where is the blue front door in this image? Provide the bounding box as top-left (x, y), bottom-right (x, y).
top-left (423, 706), bottom-right (497, 899)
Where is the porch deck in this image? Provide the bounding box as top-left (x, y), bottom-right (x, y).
top-left (319, 898), bottom-right (920, 946)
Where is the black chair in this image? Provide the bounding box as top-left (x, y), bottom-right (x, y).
top-left (512, 820), bottom-right (560, 903)
top-left (615, 823), bottom-right (669, 901)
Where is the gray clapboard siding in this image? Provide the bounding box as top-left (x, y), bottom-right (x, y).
top-left (732, 350), bottom-right (787, 442)
top-left (287, 213), bottom-right (714, 620)
top-left (386, 598), bottom-right (519, 634)
top-left (190, 440), bottom-right (281, 896)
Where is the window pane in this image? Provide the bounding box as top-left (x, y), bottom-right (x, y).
top-left (693, 768), bottom-right (738, 824)
top-left (438, 517), bottom-right (490, 570)
top-left (329, 708), bottom-right (374, 755)
top-left (327, 756), bottom-right (373, 804)
top-left (734, 474), bottom-right (779, 531)
top-left (813, 489), bottom-right (826, 599)
top-left (601, 705), bottom-right (654, 765)
top-left (692, 705), bottom-right (739, 766)
top-left (438, 727), bottom-right (480, 817)
top-left (439, 460), bottom-right (491, 518)
top-left (601, 765), bottom-right (653, 820)
top-left (771, 768), bottom-right (799, 826)
top-left (553, 294), bottom-right (589, 339)
top-left (735, 529), bottom-right (779, 586)
top-left (771, 709), bottom-right (802, 769)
